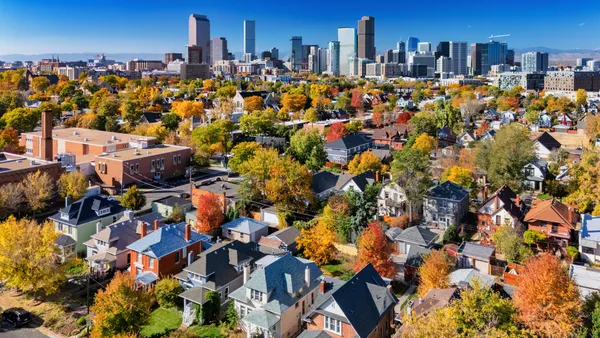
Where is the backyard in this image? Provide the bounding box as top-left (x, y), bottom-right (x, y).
top-left (140, 307), bottom-right (182, 338)
top-left (321, 253), bottom-right (356, 281)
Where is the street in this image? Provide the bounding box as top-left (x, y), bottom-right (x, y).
top-left (0, 324), bottom-right (49, 338)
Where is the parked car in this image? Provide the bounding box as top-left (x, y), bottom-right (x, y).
top-left (2, 308), bottom-right (32, 327)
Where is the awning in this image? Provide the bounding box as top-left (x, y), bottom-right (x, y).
top-left (86, 251), bottom-right (117, 264)
top-left (136, 271), bottom-right (158, 285)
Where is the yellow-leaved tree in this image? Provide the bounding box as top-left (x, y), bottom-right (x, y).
top-left (412, 133), bottom-right (436, 154)
top-left (441, 165), bottom-right (475, 189)
top-left (347, 151), bottom-right (383, 175)
top-left (58, 171), bottom-right (88, 202)
top-left (172, 100), bottom-right (205, 119)
top-left (417, 249), bottom-right (452, 297)
top-left (297, 221), bottom-right (337, 266)
top-left (243, 96), bottom-right (264, 112)
top-left (0, 216), bottom-right (64, 295)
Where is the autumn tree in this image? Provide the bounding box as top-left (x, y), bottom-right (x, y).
top-left (0, 216), bottom-right (64, 295)
top-left (497, 96), bottom-right (519, 112)
top-left (195, 192), bottom-right (224, 233)
top-left (493, 226), bottom-right (531, 263)
top-left (391, 148), bottom-right (431, 222)
top-left (132, 123), bottom-right (169, 143)
top-left (0, 107), bottom-right (40, 132)
top-left (228, 141), bottom-right (262, 173)
top-left (303, 107), bottom-right (319, 124)
top-left (120, 185), bottom-right (146, 211)
top-left (172, 100), bottom-right (205, 119)
top-left (58, 171), bottom-right (88, 202)
top-left (460, 99), bottom-right (486, 126)
top-left (0, 183), bottom-right (24, 218)
top-left (21, 170), bottom-right (54, 214)
top-left (288, 129), bottom-right (327, 171)
top-left (265, 156), bottom-right (313, 211)
top-left (372, 110), bottom-right (384, 128)
top-left (282, 93), bottom-right (307, 112)
top-left (237, 147), bottom-right (279, 197)
top-left (347, 151), bottom-right (382, 175)
top-left (514, 254), bottom-right (582, 337)
top-left (354, 222), bottom-right (396, 278)
top-left (91, 272), bottom-right (154, 338)
top-left (243, 96), bottom-right (264, 112)
top-left (0, 127), bottom-right (22, 153)
top-left (239, 109), bottom-right (276, 136)
top-left (576, 88), bottom-right (588, 108)
top-left (396, 111), bottom-right (414, 124)
top-left (297, 221), bottom-right (337, 266)
top-left (441, 165), bottom-right (475, 189)
top-left (417, 249), bottom-right (452, 298)
top-left (325, 122), bottom-right (347, 142)
top-left (345, 120), bottom-right (362, 134)
top-left (155, 276), bottom-right (183, 308)
top-left (566, 148), bottom-right (600, 213)
top-left (584, 114), bottom-right (600, 140)
top-left (215, 85), bottom-right (237, 98)
top-left (412, 133), bottom-right (436, 154)
top-left (31, 76), bottom-right (50, 92)
top-left (120, 99), bottom-right (142, 126)
top-left (350, 88), bottom-right (364, 112)
top-left (161, 113), bottom-right (181, 131)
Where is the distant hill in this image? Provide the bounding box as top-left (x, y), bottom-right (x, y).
top-left (0, 53), bottom-right (165, 63)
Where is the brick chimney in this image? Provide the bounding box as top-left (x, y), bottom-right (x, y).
top-left (375, 171), bottom-right (380, 183)
top-left (320, 279), bottom-right (326, 294)
top-left (515, 195), bottom-right (520, 206)
top-left (494, 196), bottom-right (499, 211)
top-left (154, 219), bottom-right (159, 231)
top-left (41, 110), bottom-right (53, 161)
top-left (140, 222), bottom-right (147, 238)
top-left (185, 223), bottom-right (191, 241)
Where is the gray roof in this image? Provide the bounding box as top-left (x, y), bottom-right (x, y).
top-left (311, 171), bottom-right (338, 194)
top-left (449, 268), bottom-right (495, 288)
top-left (580, 214), bottom-right (600, 243)
top-left (49, 196), bottom-right (125, 226)
top-left (297, 331), bottom-right (333, 338)
top-left (311, 170), bottom-right (376, 195)
top-left (152, 196), bottom-right (191, 208)
top-left (394, 226), bottom-right (438, 247)
top-left (179, 286), bottom-right (206, 304)
top-left (242, 309), bottom-right (280, 330)
top-left (324, 134), bottom-right (372, 150)
top-left (457, 242), bottom-right (495, 261)
top-left (385, 228), bottom-right (403, 242)
top-left (55, 234), bottom-right (76, 247)
top-left (266, 227), bottom-right (301, 246)
top-left (221, 217), bottom-right (268, 235)
top-left (405, 245), bottom-right (431, 267)
top-left (426, 181), bottom-right (469, 201)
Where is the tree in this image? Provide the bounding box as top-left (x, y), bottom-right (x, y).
top-left (460, 99), bottom-right (485, 126)
top-left (0, 216), bottom-right (64, 295)
top-left (120, 185), bottom-right (146, 211)
top-left (239, 109), bottom-right (276, 136)
top-left (372, 110), bottom-right (384, 128)
top-left (514, 254), bottom-right (582, 337)
top-left (195, 192), bottom-right (224, 233)
top-left (91, 272), bottom-right (153, 338)
top-left (288, 129), bottom-right (326, 171)
top-left (297, 221), bottom-right (337, 266)
top-left (0, 182), bottom-right (24, 217)
top-left (161, 113), bottom-right (182, 131)
top-left (441, 166), bottom-right (475, 189)
top-left (281, 93), bottom-right (307, 112)
top-left (391, 148), bottom-right (431, 222)
top-left (265, 156), bottom-right (313, 211)
top-left (0, 107), bottom-right (40, 132)
top-left (345, 120), bottom-right (362, 134)
top-left (396, 111), bottom-right (414, 124)
top-left (493, 226), bottom-right (531, 263)
top-left (243, 96), bottom-right (264, 112)
top-left (354, 222), bottom-right (396, 278)
top-left (345, 184), bottom-right (380, 242)
top-left (229, 142), bottom-right (262, 173)
top-left (497, 96), bottom-right (519, 112)
top-left (303, 107), bottom-right (319, 124)
top-left (155, 276), bottom-right (184, 308)
top-left (413, 133), bottom-right (436, 154)
top-left (325, 122), bottom-right (347, 142)
top-left (0, 127), bottom-right (22, 153)
top-left (32, 76), bottom-right (50, 92)
top-left (566, 148), bottom-right (600, 213)
top-left (132, 123), bottom-right (169, 143)
top-left (120, 99), bottom-right (142, 126)
top-left (216, 85), bottom-right (237, 98)
top-left (172, 100), bottom-right (205, 119)
top-left (96, 95), bottom-right (120, 117)
top-left (524, 109), bottom-right (540, 125)
top-left (191, 119), bottom-right (234, 157)
top-left (585, 114), bottom-right (600, 140)
top-left (576, 88), bottom-right (588, 108)
top-left (237, 147), bottom-right (279, 197)
top-left (350, 88), bottom-right (364, 112)
top-left (58, 171), bottom-right (88, 202)
top-left (417, 249), bottom-right (452, 298)
top-left (21, 170), bottom-right (53, 214)
top-left (347, 151), bottom-right (382, 175)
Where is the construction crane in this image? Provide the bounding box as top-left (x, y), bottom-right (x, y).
top-left (488, 34), bottom-right (511, 40)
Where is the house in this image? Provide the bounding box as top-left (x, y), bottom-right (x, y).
top-left (405, 288), bottom-right (457, 318)
top-left (324, 134), bottom-right (373, 165)
top-left (372, 124), bottom-right (409, 149)
top-left (396, 95), bottom-right (414, 109)
top-left (522, 158), bottom-right (548, 192)
top-left (569, 264), bottom-right (600, 299)
top-left (84, 212), bottom-right (165, 272)
top-left (476, 185), bottom-right (525, 239)
top-left (557, 112), bottom-right (574, 128)
top-left (403, 245), bottom-right (432, 282)
top-left (151, 196), bottom-right (193, 219)
top-left (579, 214), bottom-right (600, 264)
top-left (457, 131), bottom-right (477, 148)
top-left (192, 177), bottom-right (240, 214)
top-left (258, 227), bottom-right (301, 255)
top-left (370, 148), bottom-right (393, 164)
top-left (301, 264), bottom-right (397, 338)
top-left (377, 182), bottom-right (409, 217)
top-left (127, 222), bottom-right (209, 287)
top-left (386, 226), bottom-right (438, 254)
top-left (311, 171), bottom-right (377, 200)
top-left (233, 90), bottom-right (278, 112)
top-left (228, 254), bottom-right (323, 338)
top-left (423, 181), bottom-right (470, 230)
top-left (449, 268), bottom-right (495, 288)
top-left (177, 241), bottom-right (266, 323)
top-left (480, 129), bottom-right (496, 141)
top-left (539, 113), bottom-right (552, 128)
top-left (311, 172), bottom-right (339, 200)
top-left (456, 242), bottom-right (495, 275)
top-left (524, 199), bottom-right (579, 251)
top-left (49, 196), bottom-right (126, 255)
top-left (534, 132), bottom-right (561, 160)
top-left (221, 217), bottom-right (269, 243)
top-left (139, 112), bottom-right (163, 124)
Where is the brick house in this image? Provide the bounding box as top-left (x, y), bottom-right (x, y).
top-left (301, 264), bottom-right (397, 338)
top-left (371, 124), bottom-right (410, 150)
top-left (524, 199), bottom-right (579, 251)
top-left (126, 222), bottom-right (209, 287)
top-left (477, 185), bottom-right (526, 240)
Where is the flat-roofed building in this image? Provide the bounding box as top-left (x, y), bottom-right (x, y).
top-left (0, 152), bottom-right (63, 186)
top-left (544, 71), bottom-right (600, 92)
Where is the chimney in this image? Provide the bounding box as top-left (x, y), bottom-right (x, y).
top-left (483, 186), bottom-right (488, 201)
top-left (65, 196), bottom-right (72, 207)
top-left (243, 264), bottom-right (250, 284)
top-left (494, 196), bottom-right (499, 211)
top-left (41, 110), bottom-right (53, 161)
top-left (515, 194), bottom-right (520, 206)
top-left (154, 219), bottom-right (159, 231)
top-left (140, 222), bottom-right (147, 238)
top-left (375, 171), bottom-right (380, 183)
top-left (305, 266), bottom-right (311, 288)
top-left (96, 221), bottom-right (102, 234)
top-left (185, 223), bottom-right (191, 241)
top-left (320, 279), bottom-right (326, 294)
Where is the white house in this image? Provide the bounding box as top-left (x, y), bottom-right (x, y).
top-left (377, 182), bottom-right (409, 217)
top-left (522, 158), bottom-right (548, 192)
top-left (221, 217), bottom-right (269, 244)
top-left (579, 214), bottom-right (600, 264)
top-left (533, 132), bottom-right (561, 160)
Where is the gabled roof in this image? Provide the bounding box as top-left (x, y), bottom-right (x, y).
top-left (49, 196), bottom-right (125, 226)
top-left (311, 171), bottom-right (339, 194)
top-left (86, 212), bottom-right (165, 253)
top-left (393, 226), bottom-right (438, 247)
top-left (412, 287), bottom-right (457, 316)
top-left (372, 125), bottom-right (409, 140)
top-left (477, 184), bottom-right (524, 220)
top-left (449, 268), bottom-right (495, 288)
top-left (457, 242), bottom-right (495, 261)
top-left (221, 217), bottom-right (269, 235)
top-left (405, 245), bottom-right (431, 267)
top-left (426, 181), bottom-right (469, 201)
top-left (524, 199), bottom-right (578, 228)
top-left (330, 264), bottom-right (398, 338)
top-left (535, 132), bottom-right (561, 151)
top-left (297, 330), bottom-right (334, 338)
top-left (260, 227), bottom-right (301, 247)
top-left (237, 90), bottom-right (270, 99)
top-left (153, 196), bottom-right (191, 208)
top-left (324, 134), bottom-right (372, 150)
top-left (127, 222), bottom-right (208, 259)
top-left (335, 171), bottom-right (376, 192)
top-left (140, 112), bottom-right (163, 124)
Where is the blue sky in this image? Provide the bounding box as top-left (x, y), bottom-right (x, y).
top-left (0, 0), bottom-right (598, 55)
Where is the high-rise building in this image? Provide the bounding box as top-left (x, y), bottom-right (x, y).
top-left (187, 46), bottom-right (202, 64)
top-left (417, 42), bottom-right (431, 53)
top-left (545, 71), bottom-right (600, 92)
top-left (407, 37), bottom-right (419, 52)
top-left (302, 44), bottom-right (319, 68)
top-left (338, 28), bottom-right (357, 76)
top-left (243, 20), bottom-right (256, 57)
top-left (188, 14), bottom-right (210, 64)
top-left (397, 41), bottom-right (406, 52)
top-left (211, 37), bottom-right (228, 62)
top-left (358, 16), bottom-right (375, 60)
top-left (521, 52), bottom-right (549, 73)
top-left (328, 41), bottom-right (340, 76)
top-left (290, 36), bottom-right (303, 71)
top-left (393, 50), bottom-right (406, 64)
top-left (319, 48), bottom-right (329, 74)
top-left (506, 49), bottom-right (515, 66)
top-left (470, 41), bottom-right (507, 76)
top-left (384, 49), bottom-right (394, 64)
top-left (271, 47), bottom-right (279, 60)
top-left (577, 58), bottom-right (594, 67)
top-left (470, 43), bottom-right (484, 76)
top-left (164, 53), bottom-right (183, 64)
top-left (587, 60), bottom-right (600, 72)
top-left (308, 53), bottom-right (319, 73)
top-left (487, 41), bottom-right (508, 70)
top-left (437, 56), bottom-right (453, 74)
top-left (436, 42), bottom-right (450, 58)
top-left (449, 41), bottom-right (467, 75)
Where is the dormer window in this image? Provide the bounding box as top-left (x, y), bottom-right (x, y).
top-left (96, 208), bottom-right (110, 216)
top-left (251, 289), bottom-right (264, 302)
top-left (60, 212), bottom-right (69, 220)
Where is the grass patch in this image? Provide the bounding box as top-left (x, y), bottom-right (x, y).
top-left (140, 307), bottom-right (182, 338)
top-left (399, 291), bottom-right (417, 310)
top-left (188, 324), bottom-right (225, 338)
top-left (63, 257), bottom-right (89, 277)
top-left (536, 193), bottom-right (551, 200)
top-left (321, 254), bottom-right (355, 280)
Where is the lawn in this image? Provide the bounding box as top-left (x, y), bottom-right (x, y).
top-left (188, 324), bottom-right (226, 338)
top-left (321, 254), bottom-right (355, 281)
top-left (140, 307), bottom-right (182, 338)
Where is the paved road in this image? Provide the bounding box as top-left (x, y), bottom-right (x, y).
top-left (0, 324), bottom-right (49, 338)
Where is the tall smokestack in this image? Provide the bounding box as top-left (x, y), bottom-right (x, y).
top-left (41, 110), bottom-right (53, 161)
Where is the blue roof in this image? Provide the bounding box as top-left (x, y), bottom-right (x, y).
top-left (221, 217), bottom-right (268, 234)
top-left (127, 222), bottom-right (210, 259)
top-left (581, 214), bottom-right (600, 243)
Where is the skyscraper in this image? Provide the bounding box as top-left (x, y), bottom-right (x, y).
top-left (449, 41), bottom-right (467, 75)
top-left (470, 41), bottom-right (507, 76)
top-left (407, 37), bottom-right (419, 52)
top-left (243, 20), bottom-right (256, 57)
top-left (470, 43), bottom-right (485, 76)
top-left (328, 41), bottom-right (340, 76)
top-left (188, 14), bottom-right (210, 64)
top-left (319, 48), bottom-right (329, 74)
top-left (290, 36), bottom-right (303, 71)
top-left (417, 42), bottom-right (431, 53)
top-left (211, 37), bottom-right (228, 62)
top-left (522, 52), bottom-right (549, 73)
top-left (436, 42), bottom-right (450, 58)
top-left (270, 47), bottom-right (279, 60)
top-left (397, 41), bottom-right (406, 52)
top-left (338, 27), bottom-right (357, 76)
top-left (358, 16), bottom-right (375, 60)
top-left (384, 49), bottom-right (394, 64)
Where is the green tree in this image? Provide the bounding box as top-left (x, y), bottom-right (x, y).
top-left (215, 85), bottom-right (237, 98)
top-left (32, 76), bottom-right (50, 92)
top-left (161, 113), bottom-right (181, 131)
top-left (523, 229), bottom-right (546, 246)
top-left (202, 291), bottom-right (221, 324)
top-left (155, 276), bottom-right (183, 308)
top-left (345, 184), bottom-right (380, 242)
top-left (493, 226), bottom-right (531, 263)
top-left (391, 148), bottom-right (431, 222)
top-left (120, 99), bottom-right (142, 126)
top-left (239, 109), bottom-right (276, 136)
top-left (288, 129), bottom-right (326, 171)
top-left (304, 107), bottom-right (319, 124)
top-left (229, 142), bottom-right (262, 173)
top-left (0, 108), bottom-right (40, 132)
top-left (120, 185), bottom-right (146, 211)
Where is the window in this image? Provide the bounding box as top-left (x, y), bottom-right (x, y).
top-left (160, 158), bottom-right (165, 170)
top-left (552, 224), bottom-right (559, 233)
top-left (151, 160), bottom-right (155, 172)
top-left (173, 155), bottom-right (177, 165)
top-left (127, 253), bottom-right (131, 264)
top-left (495, 215), bottom-right (501, 225)
top-left (135, 163), bottom-right (139, 172)
top-left (251, 289), bottom-right (263, 302)
top-left (149, 258), bottom-right (155, 269)
top-left (583, 246), bottom-right (596, 255)
top-left (175, 251), bottom-right (180, 263)
top-left (311, 292), bottom-right (314, 304)
top-left (130, 164), bottom-right (134, 174)
top-left (224, 287), bottom-right (229, 297)
top-left (324, 316), bottom-right (341, 334)
top-left (177, 155), bottom-right (182, 164)
top-left (384, 192), bottom-right (389, 199)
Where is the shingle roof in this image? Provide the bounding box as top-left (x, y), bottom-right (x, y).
top-left (297, 330), bottom-right (333, 338)
top-left (457, 242), bottom-right (495, 260)
top-left (412, 287), bottom-right (457, 316)
top-left (311, 171), bottom-right (339, 194)
top-left (242, 309), bottom-right (280, 329)
top-left (55, 234), bottom-right (76, 247)
top-left (405, 245), bottom-right (431, 267)
top-left (335, 171), bottom-right (376, 192)
top-left (536, 132), bottom-right (561, 151)
top-left (324, 134), bottom-right (372, 150)
top-left (126, 222), bottom-right (209, 259)
top-left (221, 217), bottom-right (269, 235)
top-left (49, 196), bottom-right (125, 226)
top-left (478, 184), bottom-right (524, 220)
top-left (394, 226), bottom-right (438, 246)
top-left (426, 181), bottom-right (469, 201)
top-left (265, 227), bottom-right (301, 246)
top-left (153, 196), bottom-right (191, 208)
top-left (524, 199), bottom-right (578, 229)
top-left (140, 112), bottom-right (163, 124)
top-left (449, 268), bottom-right (495, 288)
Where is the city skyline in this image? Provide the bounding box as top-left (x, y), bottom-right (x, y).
top-left (1, 0), bottom-right (599, 56)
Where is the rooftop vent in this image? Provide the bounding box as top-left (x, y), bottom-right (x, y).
top-left (73, 131), bottom-right (79, 136)
top-left (111, 136), bottom-right (117, 141)
top-left (106, 140), bottom-right (111, 144)
top-left (83, 138), bottom-right (88, 142)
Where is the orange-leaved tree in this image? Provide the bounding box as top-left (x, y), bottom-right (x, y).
top-left (297, 221), bottom-right (337, 266)
top-left (417, 249), bottom-right (452, 297)
top-left (195, 192), bottom-right (224, 233)
top-left (243, 96), bottom-right (264, 112)
top-left (347, 151), bottom-right (382, 175)
top-left (326, 122), bottom-right (347, 142)
top-left (514, 254), bottom-right (582, 337)
top-left (354, 221), bottom-right (396, 278)
top-left (282, 93), bottom-right (307, 112)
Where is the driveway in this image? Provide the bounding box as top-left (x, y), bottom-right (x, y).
top-left (0, 324), bottom-right (49, 338)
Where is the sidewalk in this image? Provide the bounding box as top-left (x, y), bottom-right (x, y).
top-left (394, 284), bottom-right (416, 314)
